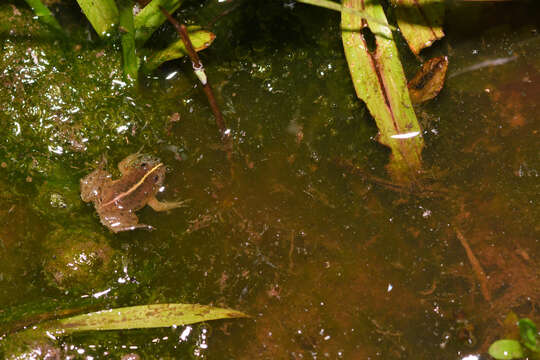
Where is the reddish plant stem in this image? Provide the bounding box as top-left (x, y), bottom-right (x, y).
top-left (159, 6), bottom-right (227, 137)
top-left (207, 1), bottom-right (241, 28)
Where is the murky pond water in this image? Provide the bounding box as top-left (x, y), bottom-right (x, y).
top-left (1, 0), bottom-right (539, 358)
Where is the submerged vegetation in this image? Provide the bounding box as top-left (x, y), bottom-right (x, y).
top-left (29, 0), bottom-right (443, 180)
top-left (77, 0), bottom-right (216, 82)
top-left (489, 316), bottom-right (540, 360)
top-left (0, 0), bottom-right (539, 358)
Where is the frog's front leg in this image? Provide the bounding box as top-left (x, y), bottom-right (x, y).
top-left (147, 196), bottom-right (188, 212)
top-left (80, 169), bottom-right (111, 203)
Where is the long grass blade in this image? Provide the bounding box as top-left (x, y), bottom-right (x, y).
top-left (119, 0), bottom-right (138, 82)
top-left (1, 304), bottom-right (248, 357)
top-left (342, 0), bottom-right (424, 181)
top-left (54, 303), bottom-right (249, 331)
top-left (76, 0), bottom-right (119, 38)
top-left (23, 0), bottom-right (64, 34)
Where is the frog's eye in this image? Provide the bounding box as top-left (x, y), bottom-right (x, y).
top-left (140, 163), bottom-right (147, 168)
top-left (154, 175), bottom-right (159, 181)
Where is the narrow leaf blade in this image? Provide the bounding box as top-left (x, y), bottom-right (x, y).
top-left (134, 0), bottom-right (184, 46)
top-left (23, 0), bottom-right (64, 34)
top-left (76, 0), bottom-right (119, 38)
top-left (54, 303), bottom-right (248, 332)
top-left (1, 304), bottom-right (248, 357)
top-left (119, 0), bottom-right (138, 82)
top-left (341, 0), bottom-right (424, 181)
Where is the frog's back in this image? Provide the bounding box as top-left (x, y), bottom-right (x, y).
top-left (104, 166), bottom-right (164, 211)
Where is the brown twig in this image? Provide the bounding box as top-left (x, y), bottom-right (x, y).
top-left (454, 226), bottom-right (492, 304)
top-left (136, 0), bottom-right (151, 7)
top-left (206, 1), bottom-right (241, 28)
top-left (159, 7), bottom-right (227, 138)
top-left (288, 230), bottom-right (295, 272)
top-left (419, 279), bottom-right (438, 296)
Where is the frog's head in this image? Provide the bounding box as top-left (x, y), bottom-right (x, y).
top-left (128, 153), bottom-right (160, 168)
top-left (118, 153), bottom-right (158, 171)
top-left (118, 153), bottom-right (165, 185)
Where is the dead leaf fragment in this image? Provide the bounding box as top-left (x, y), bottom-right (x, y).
top-left (392, 0), bottom-right (445, 54)
top-left (408, 56), bottom-right (449, 104)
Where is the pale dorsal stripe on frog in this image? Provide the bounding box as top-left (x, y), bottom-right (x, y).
top-left (101, 163), bottom-right (164, 207)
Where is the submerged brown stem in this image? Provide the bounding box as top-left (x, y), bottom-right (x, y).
top-left (454, 227), bottom-right (492, 304)
top-left (159, 6), bottom-right (227, 138)
top-left (335, 158), bottom-right (447, 198)
top-left (207, 1), bottom-right (241, 28)
top-left (288, 230), bottom-right (295, 272)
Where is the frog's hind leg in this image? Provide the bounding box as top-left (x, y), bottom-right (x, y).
top-left (147, 196), bottom-right (189, 212)
top-left (100, 210), bottom-right (154, 233)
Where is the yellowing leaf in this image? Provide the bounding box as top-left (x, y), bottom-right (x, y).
top-left (391, 0), bottom-right (445, 54)
top-left (2, 303), bottom-right (248, 358)
top-left (142, 28), bottom-right (215, 73)
top-left (56, 303), bottom-right (249, 332)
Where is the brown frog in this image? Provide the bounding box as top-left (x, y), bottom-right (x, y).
top-left (80, 153), bottom-right (185, 233)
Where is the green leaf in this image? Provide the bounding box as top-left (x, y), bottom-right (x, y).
top-left (1, 304), bottom-right (248, 357)
top-left (518, 318), bottom-right (539, 352)
top-left (341, 0), bottom-right (424, 182)
top-left (134, 0), bottom-right (184, 46)
top-left (390, 0), bottom-right (444, 54)
top-left (23, 0), bottom-right (64, 34)
top-left (142, 28), bottom-right (216, 73)
top-left (488, 339), bottom-right (525, 360)
top-left (54, 303), bottom-right (249, 332)
top-left (76, 0), bottom-right (119, 38)
top-left (0, 297), bottom-right (99, 335)
top-left (119, 0), bottom-right (138, 83)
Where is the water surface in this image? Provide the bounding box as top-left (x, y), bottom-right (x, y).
top-left (0, 0), bottom-right (539, 358)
